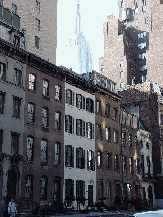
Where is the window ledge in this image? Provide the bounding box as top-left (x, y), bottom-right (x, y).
top-left (28, 89), bottom-right (36, 93)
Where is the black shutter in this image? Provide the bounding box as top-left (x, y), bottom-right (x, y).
top-left (59, 86), bottom-right (62, 100)
top-left (76, 180), bottom-right (79, 198)
top-left (92, 100), bottom-right (94, 113)
top-left (65, 115), bottom-right (67, 132)
top-left (82, 96), bottom-right (85, 110)
top-left (86, 98), bottom-right (88, 111)
top-left (72, 117), bottom-right (74, 134)
top-left (87, 150), bottom-right (89, 170)
top-left (65, 145), bottom-right (68, 167)
top-left (86, 122), bottom-right (88, 138)
top-left (76, 119), bottom-right (78, 135)
top-left (76, 93), bottom-right (78, 108)
top-left (82, 121), bottom-right (85, 137)
top-left (72, 92), bottom-right (74, 106)
top-left (92, 151), bottom-right (95, 171)
top-left (83, 181), bottom-right (85, 197)
top-left (76, 148), bottom-right (79, 168)
top-left (83, 150), bottom-right (85, 169)
top-left (72, 147), bottom-right (74, 168)
top-left (92, 124), bottom-right (94, 140)
top-left (72, 180), bottom-right (74, 196)
top-left (66, 89), bottom-right (68, 103)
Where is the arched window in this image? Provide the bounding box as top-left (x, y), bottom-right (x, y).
top-left (40, 176), bottom-right (48, 199)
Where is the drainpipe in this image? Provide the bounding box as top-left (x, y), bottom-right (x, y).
top-left (120, 110), bottom-right (124, 200)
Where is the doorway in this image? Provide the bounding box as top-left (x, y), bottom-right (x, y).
top-left (148, 185), bottom-right (153, 206)
top-left (88, 185), bottom-right (93, 206)
top-left (7, 166), bottom-right (19, 202)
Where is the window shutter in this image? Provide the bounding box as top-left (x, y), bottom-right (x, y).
top-left (76, 119), bottom-right (78, 135)
top-left (87, 150), bottom-right (89, 170)
top-left (65, 115), bottom-right (67, 132)
top-left (83, 96), bottom-right (85, 110)
top-left (83, 181), bottom-right (85, 197)
top-left (66, 89), bottom-right (68, 103)
top-left (76, 180), bottom-right (79, 198)
top-left (92, 124), bottom-right (94, 140)
top-left (72, 147), bottom-right (74, 168)
top-left (76, 148), bottom-right (79, 168)
top-left (72, 92), bottom-right (74, 106)
top-left (72, 180), bottom-right (74, 196)
top-left (86, 98), bottom-right (88, 111)
top-left (100, 151), bottom-right (102, 168)
top-left (72, 118), bottom-right (74, 134)
top-left (82, 121), bottom-right (85, 137)
top-left (92, 151), bottom-right (95, 171)
top-left (83, 150), bottom-right (85, 169)
top-left (92, 100), bottom-right (94, 113)
top-left (86, 122), bottom-right (88, 138)
top-left (65, 145), bottom-right (68, 167)
top-left (76, 93), bottom-right (78, 107)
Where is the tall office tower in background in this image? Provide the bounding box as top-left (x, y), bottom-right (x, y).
top-left (2, 0), bottom-right (57, 64)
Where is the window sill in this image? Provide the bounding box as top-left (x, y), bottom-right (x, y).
top-left (27, 122), bottom-right (36, 125)
top-left (54, 129), bottom-right (61, 132)
top-left (55, 99), bottom-right (62, 103)
top-left (42, 95), bottom-right (50, 101)
top-left (28, 89), bottom-right (36, 93)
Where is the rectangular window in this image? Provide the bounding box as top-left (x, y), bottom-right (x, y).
top-left (66, 89), bottom-right (74, 106)
top-left (87, 150), bottom-right (95, 171)
top-left (25, 174), bottom-right (33, 199)
top-left (12, 3), bottom-right (17, 14)
top-left (76, 148), bottom-right (85, 169)
top-left (136, 159), bottom-right (140, 174)
top-left (101, 65), bottom-right (104, 71)
top-left (86, 98), bottom-right (94, 113)
top-left (40, 176), bottom-right (47, 199)
top-left (107, 153), bottom-right (112, 170)
top-left (11, 132), bottom-right (19, 155)
top-left (76, 119), bottom-right (82, 136)
top-left (76, 180), bottom-right (85, 199)
top-left (145, 17), bottom-right (148, 24)
top-left (123, 156), bottom-right (127, 173)
top-left (54, 142), bottom-right (60, 165)
top-left (0, 0), bottom-right (3, 6)
top-left (0, 92), bottom-right (5, 114)
top-left (27, 136), bottom-right (34, 161)
top-left (0, 63), bottom-right (6, 81)
top-left (53, 179), bottom-right (60, 201)
top-left (122, 132), bottom-right (126, 146)
top-left (0, 130), bottom-right (3, 152)
top-left (76, 94), bottom-right (82, 109)
top-left (97, 150), bottom-right (102, 169)
top-left (120, 83), bottom-right (124, 88)
top-left (35, 36), bottom-right (40, 49)
top-left (65, 145), bottom-right (74, 167)
top-left (98, 180), bottom-right (103, 198)
top-left (41, 140), bottom-right (47, 163)
top-left (65, 179), bottom-right (74, 206)
top-left (136, 19), bottom-right (139, 27)
top-left (147, 156), bottom-right (150, 174)
top-left (55, 112), bottom-right (61, 130)
top-left (96, 99), bottom-right (102, 114)
top-left (36, 0), bottom-right (40, 12)
top-left (43, 79), bottom-right (49, 97)
top-left (142, 5), bottom-right (146, 12)
top-left (13, 68), bottom-right (22, 86)
top-left (120, 61), bottom-right (123, 67)
top-left (120, 71), bottom-right (123, 78)
top-left (129, 157), bottom-right (133, 173)
top-left (13, 96), bottom-right (21, 118)
top-left (105, 103), bottom-right (110, 117)
top-left (29, 74), bottom-right (36, 91)
top-left (65, 115), bottom-right (74, 134)
top-left (113, 130), bottom-right (118, 143)
top-left (55, 85), bottom-right (61, 101)
top-left (114, 155), bottom-right (119, 171)
top-left (13, 35), bottom-right (20, 47)
top-left (97, 124), bottom-right (103, 140)
top-left (107, 182), bottom-right (111, 198)
top-left (129, 134), bottom-right (132, 147)
top-left (42, 108), bottom-right (48, 128)
top-left (35, 18), bottom-right (40, 31)
top-left (106, 127), bottom-right (111, 141)
top-left (27, 103), bottom-right (35, 123)
top-left (86, 122), bottom-right (94, 139)
top-left (114, 108), bottom-right (118, 120)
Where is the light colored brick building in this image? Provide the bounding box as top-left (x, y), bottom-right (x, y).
top-left (2, 0), bottom-right (57, 64)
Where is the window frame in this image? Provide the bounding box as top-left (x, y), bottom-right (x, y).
top-left (55, 111), bottom-right (61, 131)
top-left (43, 79), bottom-right (49, 97)
top-left (0, 62), bottom-right (6, 81)
top-left (40, 175), bottom-right (48, 200)
top-left (35, 36), bottom-right (40, 49)
top-left (0, 130), bottom-right (3, 152)
top-left (55, 84), bottom-right (61, 101)
top-left (54, 142), bottom-right (60, 165)
top-left (87, 150), bottom-right (95, 171)
top-left (76, 147), bottom-right (85, 169)
top-left (97, 150), bottom-right (102, 169)
top-left (65, 115), bottom-right (74, 134)
top-left (42, 107), bottom-right (48, 128)
top-left (13, 96), bottom-right (21, 118)
top-left (29, 74), bottom-right (36, 91)
top-left (41, 139), bottom-right (48, 163)
top-left (114, 154), bottom-right (119, 171)
top-left (27, 103), bottom-right (35, 124)
top-left (65, 145), bottom-right (74, 167)
top-left (113, 130), bottom-right (118, 143)
top-left (35, 18), bottom-right (40, 31)
top-left (11, 132), bottom-right (19, 155)
top-left (27, 136), bottom-right (34, 161)
top-left (0, 92), bottom-right (5, 114)
top-left (25, 174), bottom-right (33, 199)
top-left (107, 153), bottom-right (112, 170)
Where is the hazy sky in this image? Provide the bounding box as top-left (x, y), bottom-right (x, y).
top-left (57, 0), bottom-right (119, 72)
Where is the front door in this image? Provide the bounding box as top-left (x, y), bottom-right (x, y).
top-left (88, 185), bottom-right (93, 206)
top-left (7, 169), bottom-right (17, 201)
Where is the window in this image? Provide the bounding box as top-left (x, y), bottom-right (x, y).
top-left (36, 0), bottom-right (40, 12)
top-left (55, 85), bottom-right (61, 101)
top-left (0, 130), bottom-right (3, 152)
top-left (113, 130), bottom-right (118, 143)
top-left (101, 65), bottom-right (104, 71)
top-left (87, 150), bottom-right (95, 171)
top-left (86, 98), bottom-right (94, 113)
top-left (120, 71), bottom-right (123, 78)
top-left (138, 32), bottom-right (146, 39)
top-left (120, 83), bottom-right (124, 88)
top-left (13, 68), bottom-right (22, 86)
top-left (120, 61), bottom-right (123, 67)
top-left (65, 179), bottom-right (74, 206)
top-left (142, 5), bottom-right (146, 12)
top-left (129, 157), bottom-right (133, 173)
top-left (0, 0), bottom-right (3, 6)
top-left (106, 127), bottom-right (111, 141)
top-left (42, 108), bottom-right (48, 128)
top-left (76, 94), bottom-right (83, 109)
top-left (96, 99), bottom-right (102, 114)
top-left (27, 103), bottom-right (35, 123)
top-left (66, 89), bottom-right (74, 106)
top-left (146, 142), bottom-right (149, 149)
top-left (122, 132), bottom-right (126, 146)
top-left (65, 115), bottom-right (74, 134)
top-left (13, 97), bottom-right (21, 118)
top-left (147, 156), bottom-right (150, 174)
top-left (126, 9), bottom-right (130, 16)
top-left (98, 180), bottom-right (103, 198)
top-left (11, 132), bottom-right (19, 155)
top-left (123, 156), bottom-right (127, 173)
top-left (129, 134), bottom-right (132, 147)
top-left (86, 122), bottom-right (94, 139)
top-left (0, 92), bottom-right (5, 114)
top-left (27, 136), bottom-right (34, 161)
top-left (97, 150), bottom-right (102, 169)
top-left (140, 65), bottom-right (147, 71)
top-left (35, 18), bottom-right (40, 31)
top-left (40, 176), bottom-right (48, 199)
top-left (53, 178), bottom-right (61, 201)
top-left (105, 103), bottom-right (110, 117)
top-left (29, 74), bottom-right (36, 91)
top-left (76, 180), bottom-right (85, 199)
top-left (35, 36), bottom-right (40, 49)
top-left (136, 19), bottom-right (139, 27)
top-left (54, 142), bottom-right (60, 165)
top-left (55, 112), bottom-right (61, 131)
top-left (25, 174), bottom-right (33, 199)
top-left (145, 17), bottom-right (148, 24)
top-left (107, 182), bottom-right (111, 198)
top-left (65, 145), bottom-right (74, 167)
top-left (41, 140), bottom-right (48, 163)
top-left (0, 63), bottom-right (6, 81)
top-left (13, 35), bottom-right (20, 47)
top-left (114, 155), bottom-right (119, 171)
top-left (76, 119), bottom-right (85, 137)
top-left (114, 108), bottom-right (118, 120)
top-left (97, 124), bottom-right (103, 140)
top-left (136, 159), bottom-right (140, 174)
top-left (76, 148), bottom-right (85, 169)
top-left (138, 42), bottom-right (146, 50)
top-left (135, 7), bottom-right (138, 14)
top-left (12, 4), bottom-right (17, 14)
top-left (107, 153), bottom-right (112, 170)
top-left (138, 53), bottom-right (146, 59)
top-left (43, 79), bottom-right (49, 97)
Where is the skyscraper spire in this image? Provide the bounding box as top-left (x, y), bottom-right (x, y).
top-left (76, 0), bottom-right (82, 34)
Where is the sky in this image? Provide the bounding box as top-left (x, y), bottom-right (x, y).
top-left (56, 0), bottom-right (119, 72)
